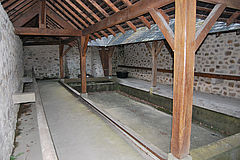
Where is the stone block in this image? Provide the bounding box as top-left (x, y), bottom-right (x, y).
top-left (12, 92), bottom-right (35, 104)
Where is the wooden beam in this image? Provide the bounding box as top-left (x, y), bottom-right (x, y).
top-left (10, 0), bottom-right (38, 21)
top-left (62, 37), bottom-right (78, 44)
top-left (57, 0), bottom-right (101, 39)
top-left (46, 2), bottom-right (77, 29)
top-left (88, 0), bottom-right (125, 34)
top-left (227, 11), bottom-right (240, 26)
top-left (145, 42), bottom-right (152, 53)
top-left (2, 0), bottom-right (16, 8)
top-left (158, 9), bottom-right (169, 23)
top-left (5, 0), bottom-right (25, 13)
top-left (62, 46), bottom-right (72, 56)
top-left (15, 27), bottom-right (82, 36)
top-left (46, 6), bottom-right (74, 29)
top-left (149, 8), bottom-right (174, 50)
top-left (122, 0), bottom-right (151, 29)
top-left (59, 44), bottom-right (64, 79)
top-left (65, 0), bottom-right (109, 40)
top-left (100, 31), bottom-right (108, 38)
top-left (171, 0), bottom-right (196, 159)
top-left (39, 0), bottom-right (46, 28)
top-left (13, 3), bottom-right (39, 27)
top-left (90, 35), bottom-right (96, 41)
top-left (78, 36), bottom-right (89, 93)
top-left (104, 0), bottom-right (138, 31)
top-left (49, 0), bottom-right (85, 29)
top-left (145, 41), bottom-right (164, 88)
top-left (199, 0), bottom-right (240, 10)
top-left (94, 33), bottom-right (102, 39)
top-left (118, 65), bottom-right (240, 81)
top-left (74, 0), bottom-right (112, 38)
top-left (23, 41), bottom-right (62, 46)
top-left (139, 16), bottom-right (151, 29)
top-left (156, 41), bottom-right (165, 55)
top-left (83, 0), bottom-right (174, 35)
top-left (195, 4), bottom-right (226, 51)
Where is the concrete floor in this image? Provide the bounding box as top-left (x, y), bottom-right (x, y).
top-left (38, 81), bottom-right (145, 160)
top-left (118, 78), bottom-right (240, 118)
top-left (85, 91), bottom-right (224, 153)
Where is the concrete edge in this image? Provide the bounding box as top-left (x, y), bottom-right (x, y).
top-left (190, 132), bottom-right (240, 160)
top-left (33, 78), bottom-right (58, 160)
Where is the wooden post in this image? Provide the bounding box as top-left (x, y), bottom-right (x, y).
top-left (77, 36), bottom-right (89, 93)
top-left (59, 44), bottom-right (64, 79)
top-left (108, 47), bottom-right (115, 76)
top-left (145, 41), bottom-right (164, 88)
top-left (171, 0), bottom-right (196, 159)
top-left (39, 0), bottom-right (46, 28)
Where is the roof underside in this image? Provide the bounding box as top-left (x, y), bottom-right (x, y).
top-left (88, 19), bottom-right (240, 47)
top-left (1, 0), bottom-right (240, 46)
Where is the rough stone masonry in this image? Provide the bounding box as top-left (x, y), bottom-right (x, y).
top-left (0, 4), bottom-right (24, 160)
top-left (24, 45), bottom-right (104, 79)
top-left (114, 32), bottom-right (240, 99)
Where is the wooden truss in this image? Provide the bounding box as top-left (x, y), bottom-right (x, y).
top-left (1, 0), bottom-right (240, 159)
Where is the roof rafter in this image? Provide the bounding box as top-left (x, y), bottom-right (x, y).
top-left (5, 0), bottom-right (25, 13)
top-left (87, 0), bottom-right (125, 34)
top-left (199, 0), bottom-right (240, 10)
top-left (70, 0), bottom-right (108, 37)
top-left (46, 6), bottom-right (74, 29)
top-left (64, 0), bottom-right (109, 39)
top-left (10, 0), bottom-right (38, 21)
top-left (46, 1), bottom-right (77, 29)
top-left (13, 2), bottom-right (39, 27)
top-left (121, 0), bottom-right (151, 29)
top-left (227, 11), bottom-right (240, 26)
top-left (50, 0), bottom-right (85, 29)
top-left (103, 0), bottom-right (137, 32)
top-left (83, 0), bottom-right (175, 36)
top-left (2, 0), bottom-right (16, 8)
top-left (75, 0), bottom-right (116, 37)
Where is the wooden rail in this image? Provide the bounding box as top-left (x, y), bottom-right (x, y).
top-left (118, 65), bottom-right (240, 81)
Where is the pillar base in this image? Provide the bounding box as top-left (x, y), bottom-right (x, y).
top-left (168, 153), bottom-right (192, 160)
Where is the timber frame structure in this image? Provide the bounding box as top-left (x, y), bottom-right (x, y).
top-left (1, 0), bottom-right (239, 159)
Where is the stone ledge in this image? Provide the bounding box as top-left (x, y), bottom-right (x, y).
top-left (22, 77), bottom-right (33, 83)
top-left (190, 133), bottom-right (240, 160)
top-left (13, 92), bottom-right (35, 104)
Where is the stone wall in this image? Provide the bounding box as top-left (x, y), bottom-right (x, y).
top-left (24, 45), bottom-right (60, 79)
top-left (0, 4), bottom-right (24, 160)
top-left (114, 32), bottom-right (240, 99)
top-left (23, 45), bottom-right (104, 79)
top-left (112, 45), bottom-right (125, 75)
